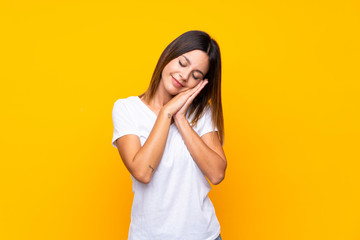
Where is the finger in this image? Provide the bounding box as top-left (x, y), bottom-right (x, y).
top-left (178, 79), bottom-right (207, 104)
top-left (175, 88), bottom-right (193, 99)
top-left (185, 80), bottom-right (208, 105)
top-left (189, 79), bottom-right (208, 97)
top-left (187, 80), bottom-right (205, 97)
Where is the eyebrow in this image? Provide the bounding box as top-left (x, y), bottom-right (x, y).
top-left (182, 55), bottom-right (205, 77)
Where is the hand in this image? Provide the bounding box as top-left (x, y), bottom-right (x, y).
top-left (173, 79), bottom-right (208, 121)
top-left (163, 79), bottom-right (208, 117)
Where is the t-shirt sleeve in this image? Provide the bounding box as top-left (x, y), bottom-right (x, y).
top-left (111, 99), bottom-right (139, 148)
top-left (197, 106), bottom-right (218, 137)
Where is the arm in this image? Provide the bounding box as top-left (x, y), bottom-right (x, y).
top-left (115, 108), bottom-right (172, 184)
top-left (174, 116), bottom-right (227, 185)
top-left (115, 80), bottom-right (207, 184)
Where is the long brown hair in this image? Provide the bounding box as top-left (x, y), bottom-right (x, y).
top-left (140, 30), bottom-right (224, 145)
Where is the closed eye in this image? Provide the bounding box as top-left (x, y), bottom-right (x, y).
top-left (178, 60), bottom-right (200, 80)
top-left (178, 60), bottom-right (185, 67)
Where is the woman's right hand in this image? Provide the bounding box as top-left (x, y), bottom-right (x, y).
top-left (163, 80), bottom-right (206, 116)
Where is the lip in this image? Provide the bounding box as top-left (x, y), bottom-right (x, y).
top-left (171, 76), bottom-right (183, 88)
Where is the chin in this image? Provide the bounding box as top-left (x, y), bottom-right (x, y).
top-left (166, 83), bottom-right (179, 94)
top-left (171, 90), bottom-right (182, 96)
top-left (166, 87), bottom-right (178, 96)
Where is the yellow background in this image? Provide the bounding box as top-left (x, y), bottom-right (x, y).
top-left (1, 0), bottom-right (359, 239)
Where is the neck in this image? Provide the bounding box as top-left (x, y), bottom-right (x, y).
top-left (146, 79), bottom-right (173, 109)
top-left (141, 81), bottom-right (174, 110)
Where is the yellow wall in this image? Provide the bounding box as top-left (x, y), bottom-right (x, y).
top-left (1, 0), bottom-right (359, 239)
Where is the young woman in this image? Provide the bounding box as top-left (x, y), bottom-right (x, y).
top-left (112, 30), bottom-right (227, 240)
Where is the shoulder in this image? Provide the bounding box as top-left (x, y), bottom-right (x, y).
top-left (190, 104), bottom-right (217, 134)
top-left (112, 96), bottom-right (140, 118)
top-left (113, 96), bottom-right (139, 110)
top-left (112, 96), bottom-right (141, 126)
top-left (188, 104), bottom-right (212, 120)
top-left (113, 96), bottom-right (137, 105)
top-left (198, 104), bottom-right (214, 122)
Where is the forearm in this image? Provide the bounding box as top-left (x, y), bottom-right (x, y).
top-left (132, 108), bottom-right (172, 183)
top-left (174, 117), bottom-right (226, 185)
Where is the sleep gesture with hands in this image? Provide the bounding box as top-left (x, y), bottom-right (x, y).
top-left (163, 79), bottom-right (208, 123)
top-left (163, 78), bottom-right (226, 185)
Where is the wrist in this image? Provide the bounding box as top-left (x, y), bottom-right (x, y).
top-left (174, 115), bottom-right (188, 125)
top-left (160, 107), bottom-right (173, 120)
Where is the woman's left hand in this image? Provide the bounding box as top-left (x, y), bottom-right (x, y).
top-left (173, 79), bottom-right (208, 123)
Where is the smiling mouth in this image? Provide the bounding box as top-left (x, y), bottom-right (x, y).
top-left (172, 76), bottom-right (184, 87)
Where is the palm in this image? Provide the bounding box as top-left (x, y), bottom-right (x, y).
top-left (173, 79), bottom-right (208, 121)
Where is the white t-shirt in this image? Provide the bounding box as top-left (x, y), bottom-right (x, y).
top-left (112, 96), bottom-right (221, 240)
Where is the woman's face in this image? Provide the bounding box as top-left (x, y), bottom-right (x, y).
top-left (161, 49), bottom-right (210, 95)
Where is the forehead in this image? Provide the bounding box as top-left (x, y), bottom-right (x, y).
top-left (180, 50), bottom-right (209, 71)
top-left (182, 49), bottom-right (209, 63)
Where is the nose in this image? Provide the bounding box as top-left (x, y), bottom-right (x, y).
top-left (179, 69), bottom-right (191, 81)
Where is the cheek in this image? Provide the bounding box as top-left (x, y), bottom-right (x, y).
top-left (166, 61), bottom-right (177, 71)
top-left (189, 81), bottom-right (200, 89)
